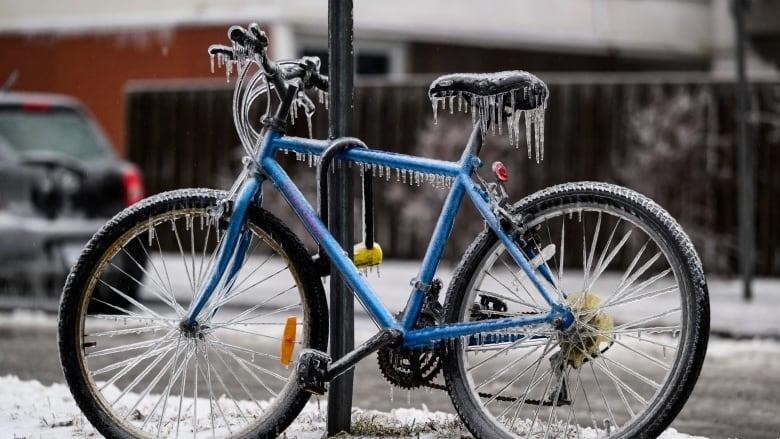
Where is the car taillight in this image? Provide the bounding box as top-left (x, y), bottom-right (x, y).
top-left (23, 101), bottom-right (51, 112)
top-left (122, 166), bottom-right (145, 206)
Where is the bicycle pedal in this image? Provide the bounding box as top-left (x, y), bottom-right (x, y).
top-left (296, 349), bottom-right (331, 395)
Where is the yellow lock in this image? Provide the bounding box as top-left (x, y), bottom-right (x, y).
top-left (352, 242), bottom-right (383, 269)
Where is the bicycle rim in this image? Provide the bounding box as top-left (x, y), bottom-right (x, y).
top-left (70, 204), bottom-right (313, 438)
top-left (449, 202), bottom-right (694, 438)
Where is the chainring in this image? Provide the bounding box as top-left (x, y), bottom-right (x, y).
top-left (378, 309), bottom-right (443, 389)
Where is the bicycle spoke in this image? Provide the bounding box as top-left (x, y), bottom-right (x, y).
top-left (210, 284), bottom-right (297, 327)
top-left (473, 344), bottom-right (543, 389)
top-left (500, 259), bottom-right (542, 309)
top-left (484, 269), bottom-right (544, 311)
top-left (172, 218), bottom-right (198, 301)
top-left (582, 211), bottom-right (601, 290)
top-left (208, 265), bottom-right (290, 312)
top-left (208, 341), bottom-right (264, 410)
top-left (612, 307), bottom-right (681, 333)
top-left (153, 227), bottom-right (178, 301)
top-left (209, 336), bottom-right (280, 398)
top-left (101, 335), bottom-right (177, 395)
top-left (466, 333), bottom-right (534, 371)
top-left (603, 284), bottom-right (677, 309)
top-left (97, 278), bottom-right (165, 321)
top-left (585, 228), bottom-right (631, 293)
top-left (121, 243), bottom-right (184, 315)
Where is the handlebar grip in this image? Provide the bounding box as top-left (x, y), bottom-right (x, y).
top-left (310, 73), bottom-right (329, 92)
top-left (248, 23), bottom-right (269, 46)
top-left (228, 25), bottom-right (268, 53)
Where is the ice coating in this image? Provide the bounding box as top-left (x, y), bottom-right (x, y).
top-left (208, 40), bottom-right (329, 154)
top-left (429, 90), bottom-right (548, 163)
top-left (428, 71), bottom-right (549, 162)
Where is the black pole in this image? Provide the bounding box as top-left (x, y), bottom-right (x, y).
top-left (734, 0), bottom-right (754, 301)
top-left (327, 0), bottom-right (355, 435)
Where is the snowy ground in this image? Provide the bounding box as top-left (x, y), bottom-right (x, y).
top-left (0, 374), bottom-right (708, 439)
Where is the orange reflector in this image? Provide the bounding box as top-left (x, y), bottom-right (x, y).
top-left (280, 316), bottom-right (297, 366)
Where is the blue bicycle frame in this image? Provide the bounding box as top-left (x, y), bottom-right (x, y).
top-left (184, 127), bottom-right (574, 349)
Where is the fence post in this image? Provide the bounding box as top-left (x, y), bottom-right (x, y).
top-left (734, 0), bottom-right (754, 301)
top-left (327, 0), bottom-right (355, 435)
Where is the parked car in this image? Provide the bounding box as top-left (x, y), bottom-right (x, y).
top-left (0, 91), bottom-right (146, 306)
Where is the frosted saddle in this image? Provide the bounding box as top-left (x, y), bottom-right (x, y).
top-left (428, 70), bottom-right (548, 111)
top-left (428, 71), bottom-right (550, 161)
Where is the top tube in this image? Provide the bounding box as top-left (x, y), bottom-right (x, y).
top-left (269, 134), bottom-right (464, 178)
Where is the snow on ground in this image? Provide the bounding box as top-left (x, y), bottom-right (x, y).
top-left (0, 374), bottom-right (708, 439)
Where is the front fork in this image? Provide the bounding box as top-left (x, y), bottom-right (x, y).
top-left (181, 176), bottom-right (262, 330)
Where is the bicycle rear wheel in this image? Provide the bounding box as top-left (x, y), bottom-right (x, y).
top-left (59, 188), bottom-right (328, 439)
top-left (442, 182), bottom-right (709, 439)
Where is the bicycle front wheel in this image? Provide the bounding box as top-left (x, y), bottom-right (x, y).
top-left (59, 189), bottom-right (328, 439)
top-left (442, 182), bottom-right (709, 439)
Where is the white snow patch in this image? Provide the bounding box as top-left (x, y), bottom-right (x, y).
top-left (0, 375), bottom-right (712, 438)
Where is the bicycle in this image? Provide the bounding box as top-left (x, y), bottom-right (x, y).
top-left (58, 23), bottom-right (710, 439)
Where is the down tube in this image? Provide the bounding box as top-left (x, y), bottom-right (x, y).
top-left (261, 157), bottom-right (401, 330)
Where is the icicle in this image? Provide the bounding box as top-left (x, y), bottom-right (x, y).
top-left (401, 169), bottom-right (407, 184)
top-left (458, 91), bottom-right (463, 112)
top-left (498, 94), bottom-right (504, 135)
top-left (515, 110), bottom-right (523, 150)
top-left (525, 110), bottom-right (533, 159)
top-left (209, 54), bottom-right (215, 74)
top-left (377, 164), bottom-right (383, 178)
top-left (306, 112), bottom-right (314, 139)
top-left (539, 104), bottom-right (546, 161)
top-left (432, 99), bottom-right (439, 125)
top-left (396, 168), bottom-right (400, 182)
top-left (386, 166), bottom-right (391, 181)
top-left (449, 95), bottom-right (455, 114)
top-left (442, 96), bottom-right (446, 111)
top-left (147, 222), bottom-right (154, 246)
top-left (490, 95), bottom-right (497, 135)
top-left (318, 89), bottom-right (325, 104)
top-left (225, 60), bottom-right (233, 83)
top-left (507, 109), bottom-right (515, 147)
top-left (324, 92), bottom-right (329, 110)
top-left (471, 100), bottom-right (477, 125)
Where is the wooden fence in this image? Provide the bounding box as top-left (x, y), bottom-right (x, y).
top-left (126, 74), bottom-right (780, 276)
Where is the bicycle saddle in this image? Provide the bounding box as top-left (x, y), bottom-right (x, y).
top-left (429, 71), bottom-right (548, 111)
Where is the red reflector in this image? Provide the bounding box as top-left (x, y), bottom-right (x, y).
top-left (22, 101), bottom-right (51, 112)
top-left (122, 166), bottom-right (145, 206)
top-left (492, 161), bottom-right (509, 183)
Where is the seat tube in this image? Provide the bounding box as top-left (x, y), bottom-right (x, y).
top-left (400, 165), bottom-right (471, 330)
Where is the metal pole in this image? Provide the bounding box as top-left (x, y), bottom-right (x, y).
top-left (734, 0), bottom-right (754, 301)
top-left (327, 0), bottom-right (355, 434)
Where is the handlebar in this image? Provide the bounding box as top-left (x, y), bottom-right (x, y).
top-left (209, 24), bottom-right (328, 93)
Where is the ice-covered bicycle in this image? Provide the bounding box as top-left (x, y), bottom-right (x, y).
top-left (59, 23), bottom-right (709, 439)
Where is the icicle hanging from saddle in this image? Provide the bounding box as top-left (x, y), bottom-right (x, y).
top-left (427, 75), bottom-right (549, 162)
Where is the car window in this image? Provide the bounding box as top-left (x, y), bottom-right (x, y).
top-left (0, 107), bottom-right (109, 161)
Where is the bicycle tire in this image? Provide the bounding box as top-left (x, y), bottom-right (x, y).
top-left (442, 182), bottom-right (709, 439)
top-left (59, 188), bottom-right (328, 439)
